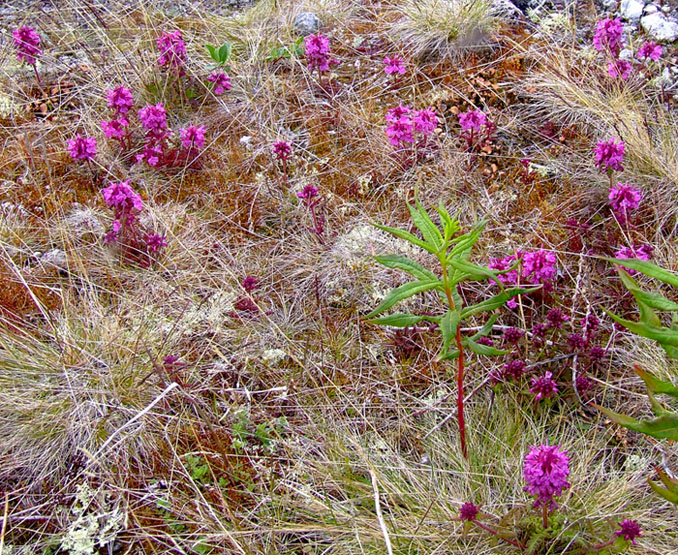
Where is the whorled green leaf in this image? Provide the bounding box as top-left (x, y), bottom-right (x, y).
top-left (364, 279), bottom-right (441, 319)
top-left (602, 256), bottom-right (678, 288)
top-left (593, 403), bottom-right (678, 441)
top-left (637, 367), bottom-right (678, 398)
top-left (461, 287), bottom-right (537, 319)
top-left (373, 223), bottom-right (437, 254)
top-left (206, 44), bottom-right (218, 61)
top-left (408, 200), bottom-right (443, 252)
top-left (218, 42), bottom-right (232, 62)
top-left (440, 309), bottom-right (461, 355)
top-left (448, 258), bottom-right (503, 288)
top-left (374, 254), bottom-right (437, 281)
top-left (364, 313), bottom-right (427, 327)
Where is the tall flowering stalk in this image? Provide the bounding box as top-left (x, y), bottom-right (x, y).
top-left (523, 443), bottom-right (571, 528)
top-left (366, 198), bottom-right (535, 458)
top-left (594, 139), bottom-right (625, 189)
top-left (157, 30), bottom-right (188, 76)
top-left (13, 25), bottom-right (42, 84)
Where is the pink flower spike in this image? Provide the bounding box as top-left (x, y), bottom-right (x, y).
top-left (607, 59), bottom-right (631, 79)
top-left (384, 56), bottom-right (406, 75)
top-left (273, 141), bottom-right (293, 160)
top-left (67, 135), bottom-right (97, 161)
top-left (146, 233), bottom-right (167, 253)
top-left (207, 70), bottom-right (231, 94)
top-left (592, 17), bottom-right (624, 55)
top-left (530, 371), bottom-right (559, 401)
top-left (609, 181), bottom-right (642, 222)
top-left (385, 117), bottom-right (414, 146)
top-left (101, 180), bottom-right (143, 212)
top-left (304, 33), bottom-right (334, 72)
top-left (523, 250), bottom-right (557, 284)
top-left (614, 244), bottom-right (652, 274)
top-left (136, 143), bottom-right (164, 166)
top-left (13, 26), bottom-right (42, 66)
top-left (594, 139), bottom-right (625, 172)
top-left (179, 125), bottom-right (206, 149)
top-left (297, 185), bottom-right (319, 200)
top-left (385, 103), bottom-right (412, 124)
top-left (616, 519), bottom-right (642, 545)
top-left (105, 86), bottom-right (134, 115)
top-left (637, 41), bottom-right (662, 61)
top-left (523, 443), bottom-right (571, 509)
top-left (413, 107), bottom-right (438, 136)
top-left (157, 30), bottom-right (187, 75)
top-left (458, 109), bottom-right (487, 133)
top-left (459, 502), bottom-right (479, 522)
top-left (101, 117), bottom-right (129, 140)
top-left (138, 103), bottom-right (168, 137)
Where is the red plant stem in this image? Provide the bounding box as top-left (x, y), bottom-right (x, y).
top-left (456, 324), bottom-right (467, 459)
top-left (542, 504), bottom-right (548, 529)
top-left (473, 521), bottom-right (525, 550)
top-left (32, 63), bottom-right (42, 86)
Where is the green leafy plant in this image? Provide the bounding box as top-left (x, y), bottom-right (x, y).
top-left (265, 37), bottom-right (304, 61)
top-left (205, 41), bottom-right (232, 68)
top-left (365, 198), bottom-right (535, 457)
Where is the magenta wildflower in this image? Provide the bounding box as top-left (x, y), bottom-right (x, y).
top-left (384, 56), bottom-right (406, 75)
top-left (476, 336), bottom-right (494, 346)
top-left (304, 33), bottom-right (333, 72)
top-left (504, 359), bottom-right (527, 380)
top-left (136, 143), bottom-right (164, 166)
top-left (638, 41), bottom-right (662, 61)
top-left (530, 371), bottom-right (559, 401)
top-left (67, 135), bottom-right (97, 162)
top-left (588, 346), bottom-right (606, 361)
top-left (593, 17), bottom-right (624, 55)
top-left (523, 443), bottom-right (571, 509)
top-left (297, 185), bottom-right (319, 200)
top-left (157, 30), bottom-right (187, 75)
top-left (272, 141), bottom-right (293, 161)
top-left (458, 109), bottom-right (487, 133)
top-left (105, 86), bottom-right (134, 115)
top-left (609, 181), bottom-right (642, 222)
top-left (616, 520), bottom-right (642, 545)
top-left (546, 308), bottom-right (569, 329)
top-left (179, 125), bottom-right (206, 149)
top-left (581, 312), bottom-right (600, 335)
top-left (102, 180), bottom-right (143, 212)
top-left (504, 327), bottom-right (525, 344)
top-left (459, 502), bottom-right (479, 522)
top-left (13, 26), bottom-right (42, 66)
top-left (614, 244), bottom-right (652, 274)
top-left (575, 374), bottom-right (593, 392)
top-left (413, 107), bottom-right (438, 136)
top-left (145, 233), bottom-right (167, 252)
top-left (207, 70), bottom-right (231, 94)
top-left (138, 103), bottom-right (168, 137)
top-left (101, 117), bottom-right (129, 140)
top-left (242, 275), bottom-right (260, 292)
top-left (608, 59), bottom-right (632, 80)
top-left (567, 333), bottom-right (587, 352)
top-left (385, 117), bottom-right (414, 146)
top-left (488, 254), bottom-right (520, 285)
top-left (532, 323), bottom-right (547, 338)
top-left (385, 103), bottom-right (412, 124)
top-left (523, 250), bottom-right (557, 284)
top-left (104, 220), bottom-right (122, 244)
top-left (594, 139), bottom-right (625, 172)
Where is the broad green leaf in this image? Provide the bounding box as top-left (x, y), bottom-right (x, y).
top-left (618, 269), bottom-right (668, 325)
top-left (365, 313), bottom-right (426, 327)
top-left (218, 42), bottom-right (232, 62)
top-left (364, 279), bottom-right (440, 318)
top-left (604, 310), bottom-right (678, 346)
top-left (205, 44), bottom-right (218, 62)
top-left (649, 476), bottom-right (678, 504)
top-left (461, 287), bottom-right (536, 319)
top-left (448, 222), bottom-right (486, 258)
top-left (463, 337), bottom-right (508, 356)
top-left (632, 288), bottom-right (678, 312)
top-left (448, 258), bottom-right (503, 288)
top-left (408, 201), bottom-right (443, 251)
top-left (437, 349), bottom-right (460, 361)
top-left (373, 223), bottom-right (437, 254)
top-left (374, 254), bottom-right (437, 281)
top-left (470, 314), bottom-right (499, 341)
top-left (440, 309), bottom-right (461, 354)
top-left (637, 368), bottom-right (678, 398)
top-left (593, 404), bottom-right (678, 441)
top-left (602, 256), bottom-right (678, 288)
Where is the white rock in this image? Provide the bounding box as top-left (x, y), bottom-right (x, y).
top-left (644, 4), bottom-right (658, 14)
top-left (621, 0), bottom-right (644, 22)
top-left (293, 12), bottom-right (321, 36)
top-left (40, 249), bottom-right (68, 271)
top-left (641, 11), bottom-right (678, 42)
top-left (619, 48), bottom-right (634, 61)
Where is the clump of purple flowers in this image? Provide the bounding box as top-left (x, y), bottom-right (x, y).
top-left (616, 519), bottom-right (642, 545)
top-left (457, 109), bottom-right (495, 161)
top-left (106, 86), bottom-right (134, 116)
top-left (384, 56), bottom-right (406, 76)
top-left (207, 70), bottom-right (231, 95)
top-left (179, 125), bottom-right (206, 149)
top-left (523, 443), bottom-right (571, 512)
top-left (138, 103), bottom-right (169, 139)
top-left (385, 104), bottom-right (439, 155)
top-left (614, 244), bottom-right (652, 274)
top-left (304, 33), bottom-right (337, 75)
top-left (297, 185), bottom-right (327, 243)
top-left (101, 180), bottom-right (166, 265)
top-left (13, 25), bottom-right (42, 67)
top-left (67, 135), bottom-right (97, 163)
top-left (523, 250), bottom-right (557, 284)
top-left (609, 181), bottom-right (642, 223)
top-left (530, 371), bottom-right (558, 401)
top-left (273, 141), bottom-right (293, 179)
top-left (157, 30), bottom-right (188, 76)
top-left (607, 59), bottom-right (632, 80)
top-left (637, 41), bottom-right (662, 62)
top-left (593, 17), bottom-right (624, 56)
top-left (101, 86), bottom-right (133, 149)
top-left (594, 139), bottom-right (625, 173)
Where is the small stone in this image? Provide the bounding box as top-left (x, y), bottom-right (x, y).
top-left (641, 11), bottom-right (678, 42)
top-left (619, 48), bottom-right (634, 61)
top-left (40, 249), bottom-right (68, 271)
top-left (643, 4), bottom-right (658, 15)
top-left (620, 0), bottom-right (644, 23)
top-left (294, 12), bottom-right (322, 36)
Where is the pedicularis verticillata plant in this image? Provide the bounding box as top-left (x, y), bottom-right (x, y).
top-left (366, 199), bottom-right (535, 458)
top-left (13, 25), bottom-right (42, 84)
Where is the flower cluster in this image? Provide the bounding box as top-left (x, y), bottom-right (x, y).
top-left (157, 30), bottom-right (188, 76)
top-left (593, 17), bottom-right (624, 56)
top-left (607, 59), bottom-right (631, 79)
top-left (138, 103), bottom-right (169, 139)
top-left (385, 104), bottom-right (439, 148)
top-left (616, 519), bottom-right (642, 545)
top-left (304, 34), bottom-right (336, 73)
top-left (384, 56), bottom-right (406, 76)
top-left (458, 109), bottom-right (495, 155)
top-left (523, 443), bottom-right (571, 509)
top-left (523, 250), bottom-right (557, 284)
top-left (459, 109), bottom-right (487, 132)
top-left (530, 371), bottom-right (559, 401)
top-left (101, 86), bottom-right (133, 144)
top-left (13, 25), bottom-right (42, 66)
top-left (637, 41), bottom-right (662, 62)
top-left (67, 135), bottom-right (97, 162)
top-left (615, 244), bottom-right (652, 274)
top-left (594, 139), bottom-right (625, 173)
top-left (207, 70), bottom-right (231, 95)
top-left (609, 182), bottom-right (642, 223)
top-left (273, 141), bottom-right (293, 161)
top-left (179, 125), bottom-right (206, 149)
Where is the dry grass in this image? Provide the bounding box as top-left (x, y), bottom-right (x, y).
top-left (1, 0), bottom-right (677, 553)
